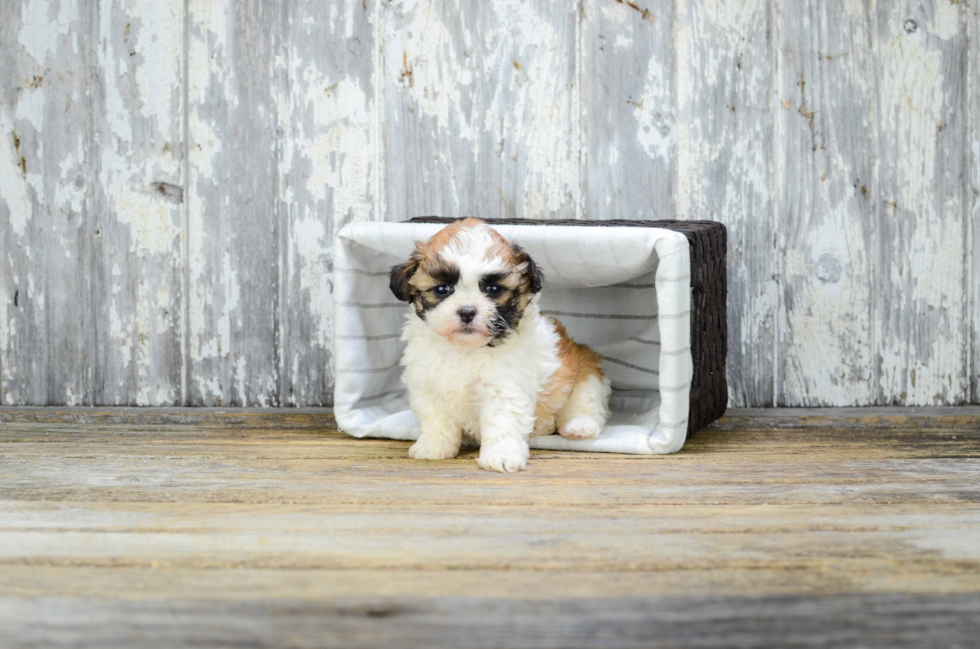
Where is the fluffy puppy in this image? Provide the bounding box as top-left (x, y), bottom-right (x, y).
top-left (389, 218), bottom-right (611, 473)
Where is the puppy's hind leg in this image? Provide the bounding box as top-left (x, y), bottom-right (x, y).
top-left (556, 372), bottom-right (611, 441)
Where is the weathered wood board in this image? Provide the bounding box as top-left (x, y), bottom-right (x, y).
top-left (971, 0), bottom-right (979, 405)
top-left (0, 407), bottom-right (978, 647)
top-left (675, 0), bottom-right (775, 406)
top-left (874, 0), bottom-right (969, 406)
top-left (93, 0), bottom-right (185, 405)
top-left (276, 0), bottom-right (378, 406)
top-left (582, 0), bottom-right (674, 220)
top-left (382, 0), bottom-right (483, 223)
top-left (479, 0), bottom-right (579, 220)
top-left (775, 0), bottom-right (876, 406)
top-left (1, 0), bottom-right (98, 405)
top-left (185, 0), bottom-right (282, 406)
top-left (1, 0), bottom-right (978, 407)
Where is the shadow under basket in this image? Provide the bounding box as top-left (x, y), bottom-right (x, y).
top-left (333, 218), bottom-right (728, 455)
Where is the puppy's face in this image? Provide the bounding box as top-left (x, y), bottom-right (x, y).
top-left (390, 219), bottom-right (543, 347)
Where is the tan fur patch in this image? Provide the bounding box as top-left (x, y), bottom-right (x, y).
top-left (421, 218), bottom-right (485, 255)
top-left (407, 218), bottom-right (492, 294)
top-left (533, 318), bottom-right (605, 435)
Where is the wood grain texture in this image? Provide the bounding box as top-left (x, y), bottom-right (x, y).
top-left (13, 593), bottom-right (980, 649)
top-left (480, 0), bottom-right (580, 220)
top-left (675, 0), bottom-right (775, 406)
top-left (582, 0), bottom-right (673, 220)
top-left (972, 0), bottom-right (979, 405)
top-left (384, 0), bottom-right (578, 223)
top-left (382, 0), bottom-right (482, 223)
top-left (874, 0), bottom-right (969, 405)
top-left (774, 0), bottom-right (876, 406)
top-left (1, 0), bottom-right (98, 405)
top-left (276, 0), bottom-right (378, 406)
top-left (92, 0), bottom-right (184, 405)
top-left (2, 592), bottom-right (978, 649)
top-left (0, 408), bottom-right (978, 647)
top-left (185, 0), bottom-right (281, 406)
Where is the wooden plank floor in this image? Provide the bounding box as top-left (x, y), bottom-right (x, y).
top-left (1, 407), bottom-right (979, 648)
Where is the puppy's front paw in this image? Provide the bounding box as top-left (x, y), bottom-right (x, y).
top-left (477, 440), bottom-right (529, 473)
top-left (409, 435), bottom-right (459, 460)
top-left (558, 415), bottom-right (602, 440)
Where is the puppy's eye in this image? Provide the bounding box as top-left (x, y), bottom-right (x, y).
top-left (434, 285), bottom-right (453, 296)
top-left (484, 285), bottom-right (501, 296)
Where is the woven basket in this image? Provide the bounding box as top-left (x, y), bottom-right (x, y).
top-left (410, 217), bottom-right (728, 438)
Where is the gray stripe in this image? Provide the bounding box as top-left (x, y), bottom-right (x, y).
top-left (543, 310), bottom-right (658, 321)
top-left (336, 333), bottom-right (402, 341)
top-left (611, 387), bottom-right (655, 393)
top-left (334, 388), bottom-right (408, 408)
top-left (659, 383), bottom-right (692, 393)
top-left (337, 302), bottom-right (405, 309)
top-left (603, 357), bottom-right (660, 375)
top-left (616, 275), bottom-right (689, 289)
top-left (336, 267), bottom-right (390, 277)
top-left (629, 337), bottom-right (661, 346)
top-left (660, 346), bottom-right (691, 357)
top-left (336, 362), bottom-right (401, 375)
top-left (657, 310), bottom-right (692, 320)
top-left (660, 419), bottom-right (690, 429)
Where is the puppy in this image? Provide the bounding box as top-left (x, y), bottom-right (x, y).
top-left (389, 218), bottom-right (611, 473)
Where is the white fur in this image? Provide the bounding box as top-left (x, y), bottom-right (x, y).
top-left (402, 298), bottom-right (563, 472)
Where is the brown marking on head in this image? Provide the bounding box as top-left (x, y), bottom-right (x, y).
top-left (390, 218), bottom-right (546, 343)
top-left (419, 218), bottom-right (487, 256)
top-left (389, 246), bottom-right (424, 303)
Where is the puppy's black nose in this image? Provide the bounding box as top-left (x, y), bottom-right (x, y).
top-left (458, 306), bottom-right (477, 324)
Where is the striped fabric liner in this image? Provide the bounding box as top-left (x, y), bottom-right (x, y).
top-left (333, 221), bottom-right (693, 455)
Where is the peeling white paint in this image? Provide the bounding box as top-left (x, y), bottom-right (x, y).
top-left (677, 0), bottom-right (775, 406)
top-left (290, 217), bottom-right (331, 346)
top-left (301, 70), bottom-right (373, 221)
top-left (634, 56), bottom-right (673, 162)
top-left (385, 0), bottom-right (477, 141)
top-left (484, 0), bottom-right (577, 216)
top-left (0, 113), bottom-right (32, 237)
top-left (18, 0), bottom-right (72, 65)
top-left (876, 3), bottom-right (967, 404)
top-left (878, 39), bottom-right (944, 216)
top-left (90, 0), bottom-right (184, 403)
top-left (132, 2), bottom-right (184, 130)
top-left (14, 84), bottom-right (46, 132)
top-left (64, 385), bottom-right (81, 406)
top-left (217, 251), bottom-right (240, 360)
top-left (927, 1), bottom-right (961, 41)
top-left (234, 354), bottom-right (247, 405)
top-left (55, 148), bottom-right (86, 213)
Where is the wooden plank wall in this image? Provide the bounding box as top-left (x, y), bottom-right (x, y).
top-left (0, 0), bottom-right (977, 408)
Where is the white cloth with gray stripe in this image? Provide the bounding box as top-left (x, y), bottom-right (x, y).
top-left (333, 221), bottom-right (694, 455)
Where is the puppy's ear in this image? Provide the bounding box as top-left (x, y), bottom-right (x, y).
top-left (511, 244), bottom-right (543, 294)
top-left (389, 246), bottom-right (424, 302)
